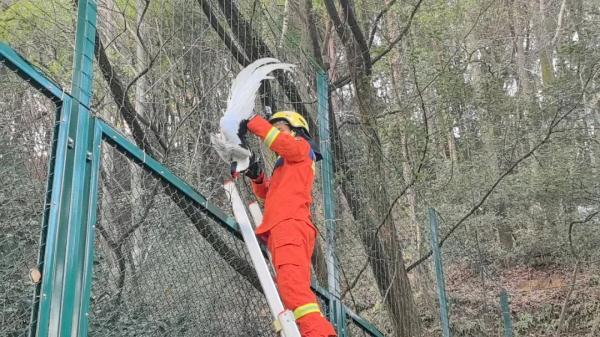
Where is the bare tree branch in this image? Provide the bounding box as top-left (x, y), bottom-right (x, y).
top-left (568, 210), bottom-right (600, 260)
top-left (198, 0), bottom-right (250, 66)
top-left (330, 0), bottom-right (425, 90)
top-left (95, 34), bottom-right (162, 157)
top-left (338, 0), bottom-right (372, 73)
top-left (367, 0), bottom-right (398, 48)
top-left (555, 260), bottom-right (580, 336)
top-left (370, 0), bottom-right (424, 65)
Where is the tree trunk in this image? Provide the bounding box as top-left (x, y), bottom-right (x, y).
top-left (323, 1), bottom-right (422, 335)
top-left (355, 69), bottom-right (422, 337)
top-left (386, 19), bottom-right (436, 311)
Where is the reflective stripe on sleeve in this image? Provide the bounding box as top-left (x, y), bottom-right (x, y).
top-left (264, 127), bottom-right (281, 148)
top-left (293, 302), bottom-right (321, 320)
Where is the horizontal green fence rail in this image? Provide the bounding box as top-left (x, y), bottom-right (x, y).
top-left (97, 119), bottom-right (241, 237)
top-left (0, 43), bottom-right (65, 101)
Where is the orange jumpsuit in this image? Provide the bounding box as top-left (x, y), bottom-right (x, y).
top-left (247, 115), bottom-right (337, 337)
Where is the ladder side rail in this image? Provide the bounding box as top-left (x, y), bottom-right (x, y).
top-left (224, 181), bottom-right (301, 337)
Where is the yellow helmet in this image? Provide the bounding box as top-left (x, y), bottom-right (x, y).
top-left (268, 111), bottom-right (310, 135)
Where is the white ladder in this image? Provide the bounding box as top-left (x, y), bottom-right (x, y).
top-left (223, 181), bottom-right (301, 337)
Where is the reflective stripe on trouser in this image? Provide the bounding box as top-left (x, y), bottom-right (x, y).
top-left (293, 303), bottom-right (321, 320)
top-left (267, 220), bottom-right (337, 337)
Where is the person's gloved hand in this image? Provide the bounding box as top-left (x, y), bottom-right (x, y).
top-left (244, 155), bottom-right (263, 181)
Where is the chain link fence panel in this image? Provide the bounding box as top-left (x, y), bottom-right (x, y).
top-left (88, 139), bottom-right (277, 337)
top-left (0, 63), bottom-right (58, 337)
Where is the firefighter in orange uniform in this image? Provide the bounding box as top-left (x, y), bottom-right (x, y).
top-left (240, 111), bottom-right (337, 337)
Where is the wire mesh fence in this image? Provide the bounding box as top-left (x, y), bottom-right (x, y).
top-left (3, 1), bottom-right (392, 336)
top-left (323, 85), bottom-right (398, 336)
top-left (87, 0), bottom-right (363, 333)
top-left (346, 319), bottom-right (373, 337)
top-left (89, 139), bottom-right (277, 337)
top-left (90, 0), bottom-right (320, 180)
top-left (89, 0), bottom-right (390, 334)
top-left (0, 63), bottom-right (58, 337)
top-left (6, 0), bottom-right (600, 335)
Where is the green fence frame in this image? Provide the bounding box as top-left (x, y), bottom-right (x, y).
top-left (428, 208), bottom-right (451, 337)
top-left (1, 41), bottom-right (67, 337)
top-left (1, 45), bottom-right (384, 337)
top-left (1, 1), bottom-right (384, 334)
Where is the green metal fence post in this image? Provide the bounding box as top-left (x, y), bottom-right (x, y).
top-left (0, 43), bottom-right (68, 337)
top-left (35, 1), bottom-right (99, 336)
top-left (316, 70), bottom-right (345, 335)
top-left (34, 97), bottom-right (73, 337)
top-left (428, 208), bottom-right (451, 337)
top-left (29, 100), bottom-right (64, 335)
top-left (500, 289), bottom-right (513, 337)
top-left (77, 119), bottom-right (103, 337)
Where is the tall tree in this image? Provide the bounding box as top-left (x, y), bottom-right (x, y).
top-left (323, 1), bottom-right (423, 335)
